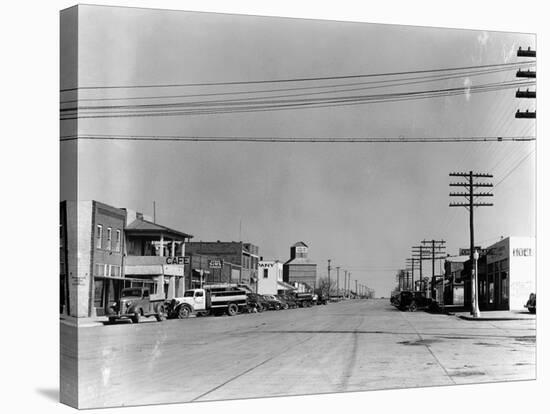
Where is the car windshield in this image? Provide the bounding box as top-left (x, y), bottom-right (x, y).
top-left (183, 291), bottom-right (195, 297)
top-left (121, 288), bottom-right (142, 297)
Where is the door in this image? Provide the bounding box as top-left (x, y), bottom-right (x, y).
top-left (194, 290), bottom-right (206, 310)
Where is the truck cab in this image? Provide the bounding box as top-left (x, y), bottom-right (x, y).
top-left (107, 287), bottom-right (166, 323)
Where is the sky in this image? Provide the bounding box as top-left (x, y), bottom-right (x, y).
top-left (60, 5), bottom-right (536, 297)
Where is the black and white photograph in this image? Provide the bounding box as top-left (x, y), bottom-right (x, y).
top-left (4, 1), bottom-right (547, 413)
top-left (58, 3), bottom-right (540, 409)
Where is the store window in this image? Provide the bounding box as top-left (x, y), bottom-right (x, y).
top-left (263, 268), bottom-right (269, 279)
top-left (106, 227), bottom-right (112, 250)
top-left (96, 225), bottom-right (103, 249)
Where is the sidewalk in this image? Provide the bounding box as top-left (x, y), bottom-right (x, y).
top-left (59, 314), bottom-right (108, 328)
top-left (449, 310), bottom-right (536, 321)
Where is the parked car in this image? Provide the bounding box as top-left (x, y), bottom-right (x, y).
top-left (262, 294), bottom-right (284, 310)
top-left (316, 293), bottom-right (328, 305)
top-left (246, 293), bottom-right (269, 312)
top-left (525, 293), bottom-right (536, 314)
top-left (107, 287), bottom-right (166, 323)
top-left (391, 290), bottom-right (431, 312)
top-left (277, 294), bottom-right (298, 309)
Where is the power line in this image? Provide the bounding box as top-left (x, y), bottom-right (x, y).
top-left (59, 135), bottom-right (535, 143)
top-left (62, 79), bottom-right (534, 113)
top-left (60, 80), bottom-right (535, 120)
top-left (59, 60), bottom-right (535, 92)
top-left (59, 65), bottom-right (529, 104)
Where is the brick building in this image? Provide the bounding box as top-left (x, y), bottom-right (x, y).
top-left (185, 241), bottom-right (260, 291)
top-left (60, 200), bottom-right (193, 317)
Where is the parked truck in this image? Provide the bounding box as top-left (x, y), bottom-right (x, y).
top-left (294, 292), bottom-right (315, 308)
top-left (107, 287), bottom-right (166, 323)
top-left (168, 284), bottom-right (248, 318)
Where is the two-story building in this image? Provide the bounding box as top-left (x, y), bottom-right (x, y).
top-left (60, 200), bottom-right (193, 318)
top-left (185, 241), bottom-right (260, 291)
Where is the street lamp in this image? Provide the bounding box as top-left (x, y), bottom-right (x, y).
top-left (472, 250), bottom-right (481, 318)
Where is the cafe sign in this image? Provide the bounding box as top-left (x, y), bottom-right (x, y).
top-left (165, 256), bottom-right (189, 265)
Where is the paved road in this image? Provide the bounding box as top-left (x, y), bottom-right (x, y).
top-left (62, 299), bottom-right (536, 408)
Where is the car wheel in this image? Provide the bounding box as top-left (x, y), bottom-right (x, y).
top-left (409, 301), bottom-right (418, 312)
top-left (131, 311), bottom-right (140, 324)
top-left (177, 305), bottom-right (191, 319)
top-left (227, 303), bottom-right (239, 316)
top-left (257, 304), bottom-right (264, 313)
top-left (275, 303), bottom-right (281, 311)
top-left (155, 305), bottom-right (165, 322)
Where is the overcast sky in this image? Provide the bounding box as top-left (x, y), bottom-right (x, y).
top-left (61, 5), bottom-right (536, 296)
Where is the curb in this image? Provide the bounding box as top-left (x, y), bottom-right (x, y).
top-left (456, 315), bottom-right (535, 321)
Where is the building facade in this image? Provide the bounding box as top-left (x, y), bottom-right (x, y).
top-left (185, 241), bottom-right (260, 291)
top-left (283, 242), bottom-right (317, 291)
top-left (60, 200), bottom-right (193, 317)
top-left (257, 260), bottom-right (284, 295)
top-left (444, 236), bottom-right (535, 311)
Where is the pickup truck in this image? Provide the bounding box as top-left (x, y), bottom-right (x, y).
top-left (168, 284), bottom-right (248, 318)
top-left (107, 287), bottom-right (166, 323)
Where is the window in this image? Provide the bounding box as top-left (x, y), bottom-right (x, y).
top-left (110, 265), bottom-right (121, 277)
top-left (106, 227), bottom-right (112, 250)
top-left (115, 230), bottom-right (121, 252)
top-left (95, 263), bottom-right (105, 276)
top-left (96, 225), bottom-right (103, 249)
top-left (263, 268), bottom-right (269, 279)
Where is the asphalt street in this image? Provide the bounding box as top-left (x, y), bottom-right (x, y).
top-left (62, 299), bottom-right (536, 408)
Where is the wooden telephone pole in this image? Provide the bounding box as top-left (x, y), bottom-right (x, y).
top-left (449, 171), bottom-right (493, 317)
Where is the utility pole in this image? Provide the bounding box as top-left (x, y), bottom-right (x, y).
top-left (412, 245), bottom-right (430, 293)
top-left (343, 270), bottom-right (347, 298)
top-left (421, 240), bottom-right (446, 301)
top-left (348, 272), bottom-right (351, 298)
top-left (336, 266), bottom-right (340, 298)
top-left (406, 257), bottom-right (419, 290)
top-left (327, 259), bottom-right (332, 298)
top-left (449, 172), bottom-right (493, 318)
top-left (515, 47), bottom-right (536, 119)
top-left (355, 279), bottom-right (358, 299)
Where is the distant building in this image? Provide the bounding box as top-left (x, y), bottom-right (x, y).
top-left (185, 241), bottom-right (259, 291)
top-left (257, 260), bottom-right (283, 295)
top-left (283, 242), bottom-right (317, 291)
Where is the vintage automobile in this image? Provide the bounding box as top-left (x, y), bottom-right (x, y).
top-left (107, 287), bottom-right (166, 323)
top-left (391, 290), bottom-right (432, 312)
top-left (262, 294), bottom-right (284, 310)
top-left (246, 293), bottom-right (269, 312)
top-left (276, 294), bottom-right (297, 309)
top-left (525, 293), bottom-right (536, 314)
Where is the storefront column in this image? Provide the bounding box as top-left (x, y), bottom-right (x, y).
top-left (167, 276), bottom-right (176, 299)
top-left (171, 240), bottom-right (175, 257)
top-left (159, 234), bottom-right (164, 257)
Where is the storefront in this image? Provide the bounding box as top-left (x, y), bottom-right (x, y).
top-left (482, 237), bottom-right (535, 311)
